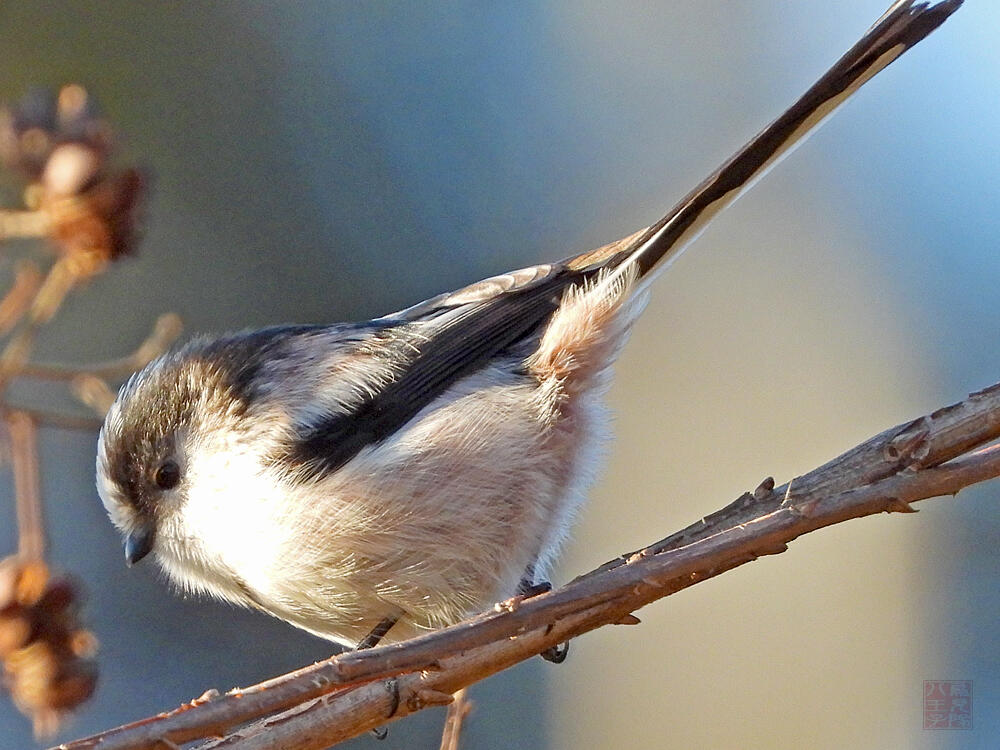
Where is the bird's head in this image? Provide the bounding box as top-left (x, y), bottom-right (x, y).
top-left (96, 333), bottom-right (284, 569)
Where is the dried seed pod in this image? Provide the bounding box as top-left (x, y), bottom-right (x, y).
top-left (0, 556), bottom-right (99, 737)
top-left (0, 606), bottom-right (32, 658)
top-left (0, 85), bottom-right (147, 263)
top-left (45, 166), bottom-right (145, 265)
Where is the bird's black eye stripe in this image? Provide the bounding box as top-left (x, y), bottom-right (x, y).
top-left (153, 460), bottom-right (181, 490)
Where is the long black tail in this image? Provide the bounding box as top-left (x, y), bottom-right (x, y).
top-left (567, 0), bottom-right (962, 281)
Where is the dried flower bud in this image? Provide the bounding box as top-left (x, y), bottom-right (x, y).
top-left (0, 85), bottom-right (109, 181)
top-left (45, 167), bottom-right (146, 266)
top-left (0, 556), bottom-right (99, 737)
top-left (1, 85), bottom-right (147, 263)
top-left (0, 606), bottom-right (32, 658)
top-left (42, 142), bottom-right (103, 198)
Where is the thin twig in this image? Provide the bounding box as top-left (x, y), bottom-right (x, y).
top-left (7, 411), bottom-right (45, 560)
top-left (71, 375), bottom-right (117, 416)
top-left (26, 254), bottom-right (83, 326)
top-left (8, 407), bottom-right (104, 431)
top-left (0, 260), bottom-right (43, 336)
top-left (0, 209), bottom-right (51, 240)
top-left (52, 380), bottom-right (1000, 750)
top-left (439, 688), bottom-right (472, 750)
top-left (13, 313), bottom-right (183, 382)
top-left (0, 256), bottom-right (82, 388)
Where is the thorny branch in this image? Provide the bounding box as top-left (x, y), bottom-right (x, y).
top-left (54, 380), bottom-right (1000, 750)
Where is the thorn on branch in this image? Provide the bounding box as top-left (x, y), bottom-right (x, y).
top-left (194, 689), bottom-right (221, 706)
top-left (755, 542), bottom-right (789, 557)
top-left (781, 478), bottom-right (796, 506)
top-left (885, 416), bottom-right (931, 465)
top-left (614, 613), bottom-right (641, 626)
top-left (412, 688), bottom-right (455, 710)
top-left (886, 498), bottom-right (918, 514)
top-left (753, 476), bottom-right (775, 500)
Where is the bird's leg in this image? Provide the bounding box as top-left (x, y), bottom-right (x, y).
top-left (516, 564), bottom-right (570, 664)
top-left (356, 616), bottom-right (400, 740)
top-left (356, 615), bottom-right (399, 650)
top-left (517, 561), bottom-right (551, 597)
top-left (517, 579), bottom-right (552, 597)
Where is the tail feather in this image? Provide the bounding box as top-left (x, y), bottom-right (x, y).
top-left (567, 0), bottom-right (962, 284)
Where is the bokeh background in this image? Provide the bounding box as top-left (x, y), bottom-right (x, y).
top-left (0, 1), bottom-right (997, 748)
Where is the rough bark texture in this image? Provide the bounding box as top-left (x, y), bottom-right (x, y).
top-left (55, 381), bottom-right (1000, 750)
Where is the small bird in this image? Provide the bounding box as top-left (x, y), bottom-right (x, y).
top-left (96, 1), bottom-right (961, 652)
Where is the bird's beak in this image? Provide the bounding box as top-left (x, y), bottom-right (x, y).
top-left (124, 524), bottom-right (154, 567)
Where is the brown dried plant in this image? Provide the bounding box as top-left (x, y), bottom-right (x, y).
top-left (0, 84), bottom-right (179, 737)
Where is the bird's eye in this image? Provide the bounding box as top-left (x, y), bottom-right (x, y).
top-left (153, 460), bottom-right (181, 490)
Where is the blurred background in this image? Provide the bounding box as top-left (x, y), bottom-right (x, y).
top-left (0, 1), bottom-right (996, 748)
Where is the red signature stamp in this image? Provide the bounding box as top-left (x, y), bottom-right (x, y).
top-left (923, 680), bottom-right (972, 730)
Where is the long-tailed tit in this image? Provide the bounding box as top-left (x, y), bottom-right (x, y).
top-left (96, 1), bottom-right (961, 651)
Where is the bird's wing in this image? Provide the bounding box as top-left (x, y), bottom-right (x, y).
top-left (281, 0), bottom-right (962, 479)
top-left (284, 263), bottom-right (587, 478)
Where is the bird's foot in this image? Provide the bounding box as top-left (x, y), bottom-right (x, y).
top-left (513, 580), bottom-right (570, 663)
top-left (540, 641), bottom-right (570, 664)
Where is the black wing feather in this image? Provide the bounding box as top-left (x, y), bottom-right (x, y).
top-left (286, 265), bottom-right (584, 478)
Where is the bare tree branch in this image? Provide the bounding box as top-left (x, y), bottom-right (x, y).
top-left (54, 381), bottom-right (1000, 750)
top-left (0, 83), bottom-right (157, 737)
top-left (7, 411), bottom-right (45, 561)
top-left (13, 313), bottom-right (183, 383)
top-left (438, 688), bottom-right (472, 750)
